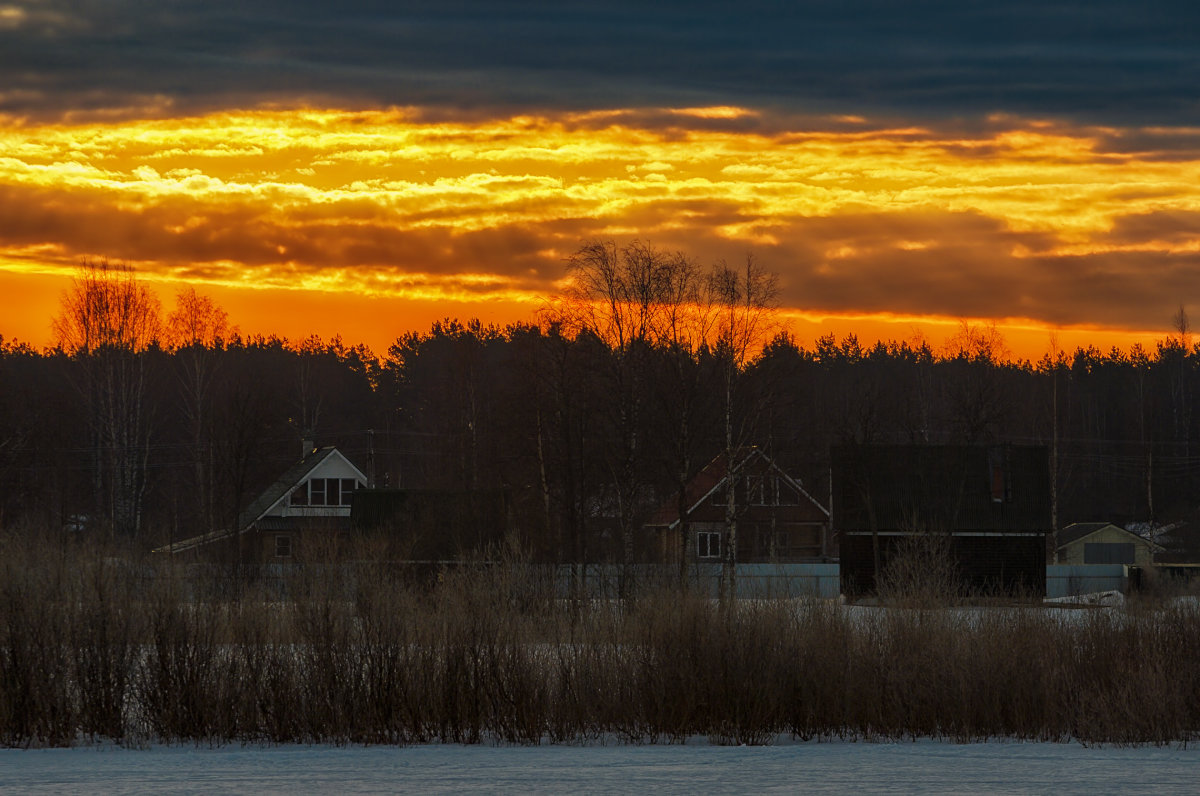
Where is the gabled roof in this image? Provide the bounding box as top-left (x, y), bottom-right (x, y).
top-left (1057, 522), bottom-right (1161, 550)
top-left (648, 447), bottom-right (829, 528)
top-left (236, 446), bottom-right (343, 530)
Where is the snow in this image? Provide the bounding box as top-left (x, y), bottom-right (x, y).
top-left (2, 740), bottom-right (1198, 795)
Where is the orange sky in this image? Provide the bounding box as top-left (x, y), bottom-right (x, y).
top-left (2, 107), bottom-right (1196, 360)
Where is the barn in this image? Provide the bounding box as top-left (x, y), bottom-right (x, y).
top-left (831, 444), bottom-right (1051, 598)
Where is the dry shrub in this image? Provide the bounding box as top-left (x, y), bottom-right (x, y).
top-left (0, 540), bottom-right (76, 747)
top-left (3, 525), bottom-right (1200, 747)
top-left (877, 533), bottom-right (963, 607)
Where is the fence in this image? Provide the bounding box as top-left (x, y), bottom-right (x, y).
top-left (139, 560), bottom-right (1136, 601)
top-left (1045, 564), bottom-right (1127, 599)
top-left (553, 562), bottom-right (841, 600)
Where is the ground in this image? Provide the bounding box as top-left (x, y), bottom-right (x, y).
top-left (2, 740), bottom-right (1197, 794)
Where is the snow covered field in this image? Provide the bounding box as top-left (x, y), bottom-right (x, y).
top-left (2, 740), bottom-right (1197, 795)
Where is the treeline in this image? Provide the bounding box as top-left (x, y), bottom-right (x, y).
top-left (2, 252), bottom-right (1200, 559)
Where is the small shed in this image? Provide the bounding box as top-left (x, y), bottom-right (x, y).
top-left (1056, 522), bottom-right (1158, 566)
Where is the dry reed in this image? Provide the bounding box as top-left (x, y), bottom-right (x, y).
top-left (1, 530), bottom-right (1199, 747)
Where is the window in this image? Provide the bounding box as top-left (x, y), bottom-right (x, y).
top-left (747, 476), bottom-right (767, 506)
top-left (697, 531), bottom-right (721, 559)
top-left (1084, 542), bottom-right (1135, 565)
top-left (274, 534), bottom-right (292, 558)
top-left (292, 478), bottom-right (362, 507)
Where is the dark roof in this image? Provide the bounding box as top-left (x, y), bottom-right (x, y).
top-left (831, 444), bottom-right (1051, 533)
top-left (647, 447), bottom-right (828, 527)
top-left (237, 446), bottom-right (340, 530)
top-left (1057, 522), bottom-right (1124, 547)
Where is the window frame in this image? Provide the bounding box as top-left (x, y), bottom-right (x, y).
top-left (696, 531), bottom-right (722, 560)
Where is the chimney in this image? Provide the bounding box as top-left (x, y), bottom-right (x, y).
top-left (301, 432), bottom-right (315, 460)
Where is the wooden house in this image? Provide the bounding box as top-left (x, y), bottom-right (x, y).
top-left (645, 448), bottom-right (831, 565)
top-left (156, 445), bottom-right (368, 563)
top-left (832, 444), bottom-right (1051, 597)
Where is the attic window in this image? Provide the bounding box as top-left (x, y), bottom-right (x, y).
top-left (291, 478), bottom-right (362, 507)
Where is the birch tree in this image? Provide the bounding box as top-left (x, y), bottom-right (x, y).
top-left (166, 288), bottom-right (231, 533)
top-left (709, 255), bottom-right (778, 602)
top-left (559, 240), bottom-right (672, 594)
top-left (53, 259), bottom-right (161, 536)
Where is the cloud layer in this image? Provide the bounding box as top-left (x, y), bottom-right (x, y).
top-left (3, 3), bottom-right (1200, 348)
top-left (2, 2), bottom-right (1200, 125)
top-left (3, 109), bottom-right (1200, 334)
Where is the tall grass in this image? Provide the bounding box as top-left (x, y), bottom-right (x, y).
top-left (1, 531), bottom-right (1199, 747)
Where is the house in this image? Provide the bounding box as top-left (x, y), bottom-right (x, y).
top-left (831, 444), bottom-right (1051, 597)
top-left (1056, 522), bottom-right (1159, 566)
top-left (157, 444), bottom-right (369, 563)
top-left (645, 447), bottom-right (831, 565)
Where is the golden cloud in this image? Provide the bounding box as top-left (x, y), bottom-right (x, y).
top-left (2, 107), bottom-right (1200, 334)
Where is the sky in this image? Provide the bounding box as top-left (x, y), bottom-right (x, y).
top-left (3, 1), bottom-right (1200, 358)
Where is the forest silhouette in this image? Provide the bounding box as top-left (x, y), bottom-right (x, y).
top-left (1, 250), bottom-right (1197, 561)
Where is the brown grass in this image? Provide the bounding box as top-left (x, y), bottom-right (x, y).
top-left (1, 530), bottom-right (1199, 747)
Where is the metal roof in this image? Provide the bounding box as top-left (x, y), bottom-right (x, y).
top-left (831, 444), bottom-right (1051, 533)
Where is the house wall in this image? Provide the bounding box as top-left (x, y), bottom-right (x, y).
top-left (678, 485), bottom-right (830, 564)
top-left (251, 525), bottom-right (352, 563)
top-left (1058, 527), bottom-right (1154, 566)
top-left (840, 532), bottom-right (1047, 597)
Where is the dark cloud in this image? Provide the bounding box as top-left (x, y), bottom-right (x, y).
top-left (3, 1), bottom-right (1200, 125)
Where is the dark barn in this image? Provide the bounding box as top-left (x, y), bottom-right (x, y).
top-left (351, 488), bottom-right (514, 562)
top-left (832, 445), bottom-right (1051, 598)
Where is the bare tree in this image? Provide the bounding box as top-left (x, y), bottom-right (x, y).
top-left (53, 258), bottom-right (162, 536)
top-left (166, 288), bottom-right (232, 533)
top-left (557, 240), bottom-right (675, 594)
top-left (651, 250), bottom-right (719, 580)
top-left (709, 255), bottom-right (779, 602)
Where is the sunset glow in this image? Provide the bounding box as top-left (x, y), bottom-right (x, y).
top-left (3, 105), bottom-right (1199, 357)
